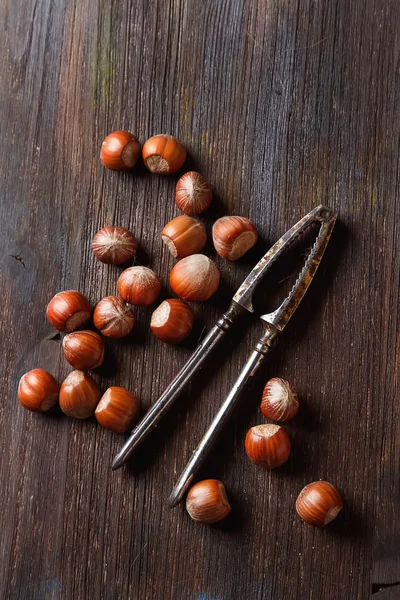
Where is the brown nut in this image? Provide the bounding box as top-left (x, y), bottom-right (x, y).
top-left (142, 134), bottom-right (186, 174)
top-left (212, 216), bottom-right (258, 260)
top-left (261, 378), bottom-right (299, 422)
top-left (93, 296), bottom-right (135, 338)
top-left (100, 131), bottom-right (141, 170)
top-left (186, 479), bottom-right (231, 524)
top-left (150, 299), bottom-right (194, 344)
top-left (169, 254), bottom-right (220, 301)
top-left (296, 481), bottom-right (343, 527)
top-left (92, 226), bottom-right (137, 264)
top-left (95, 386), bottom-right (140, 433)
top-left (62, 330), bottom-right (105, 370)
top-left (46, 291), bottom-right (92, 333)
top-left (175, 171), bottom-right (212, 215)
top-left (161, 216), bottom-right (206, 259)
top-left (118, 267), bottom-right (161, 306)
top-left (245, 424), bottom-right (291, 469)
top-left (18, 369), bottom-right (60, 412)
top-left (59, 370), bottom-right (101, 419)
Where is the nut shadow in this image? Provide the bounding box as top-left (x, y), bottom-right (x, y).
top-left (178, 311), bottom-right (208, 351)
top-left (123, 388), bottom-right (191, 475)
top-left (152, 285), bottom-right (175, 306)
top-left (179, 151), bottom-right (197, 175)
top-left (201, 221), bottom-right (218, 257)
top-left (292, 396), bottom-right (320, 432)
top-left (233, 232), bottom-right (270, 271)
top-left (326, 498), bottom-right (366, 540)
top-left (43, 403), bottom-right (65, 421)
top-left (131, 245), bottom-right (152, 269)
top-left (207, 274), bottom-right (236, 309)
top-left (95, 341), bottom-right (119, 378)
top-left (105, 317), bottom-right (148, 349)
top-left (126, 155), bottom-right (150, 179)
top-left (210, 489), bottom-right (247, 532)
top-left (46, 331), bottom-right (61, 342)
top-left (274, 430), bottom-right (309, 476)
top-left (95, 314), bottom-right (151, 378)
top-left (201, 189), bottom-right (228, 223)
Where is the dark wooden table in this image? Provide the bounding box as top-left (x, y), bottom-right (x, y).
top-left (1, 1), bottom-right (399, 598)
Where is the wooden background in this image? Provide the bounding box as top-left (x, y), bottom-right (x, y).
top-left (0, 0), bottom-right (399, 598)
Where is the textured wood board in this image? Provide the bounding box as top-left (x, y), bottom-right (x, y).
top-left (0, 0), bottom-right (399, 598)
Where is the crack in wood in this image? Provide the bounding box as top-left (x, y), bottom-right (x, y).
top-left (372, 582), bottom-right (400, 595)
top-left (9, 254), bottom-right (26, 268)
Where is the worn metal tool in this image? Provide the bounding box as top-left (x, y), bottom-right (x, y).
top-left (112, 206), bottom-right (337, 496)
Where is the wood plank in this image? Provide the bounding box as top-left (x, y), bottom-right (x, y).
top-left (0, 0), bottom-right (398, 598)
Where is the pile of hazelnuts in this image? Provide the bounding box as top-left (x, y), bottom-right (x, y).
top-left (17, 136), bottom-right (258, 446)
top-left (17, 131), bottom-right (342, 528)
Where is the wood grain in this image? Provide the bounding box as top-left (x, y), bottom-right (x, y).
top-left (0, 0), bottom-right (399, 598)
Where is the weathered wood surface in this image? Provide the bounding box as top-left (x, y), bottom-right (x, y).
top-left (0, 1), bottom-right (399, 598)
